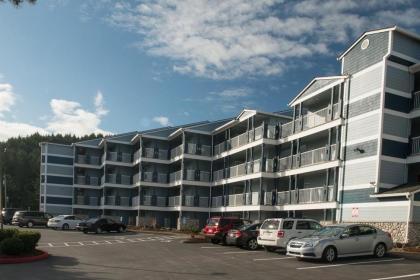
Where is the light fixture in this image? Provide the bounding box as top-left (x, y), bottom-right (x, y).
top-left (354, 147), bottom-right (365, 154)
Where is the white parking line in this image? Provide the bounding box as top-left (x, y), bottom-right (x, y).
top-left (200, 246), bottom-right (224, 249)
top-left (222, 251), bottom-right (262, 255)
top-left (368, 273), bottom-right (420, 280)
top-left (253, 257), bottom-right (295, 261)
top-left (296, 258), bottom-right (405, 270)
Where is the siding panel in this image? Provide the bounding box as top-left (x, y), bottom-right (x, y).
top-left (345, 113), bottom-right (380, 142)
top-left (345, 139), bottom-right (378, 161)
top-left (383, 114), bottom-right (410, 138)
top-left (393, 31), bottom-right (420, 61)
top-left (386, 66), bottom-right (411, 93)
top-left (343, 159), bottom-right (377, 186)
top-left (346, 93), bottom-right (381, 118)
top-left (380, 160), bottom-right (407, 187)
top-left (348, 66), bottom-right (383, 100)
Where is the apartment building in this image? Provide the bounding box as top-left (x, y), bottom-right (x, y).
top-left (40, 26), bottom-right (420, 244)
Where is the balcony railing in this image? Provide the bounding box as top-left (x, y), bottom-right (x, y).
top-left (271, 186), bottom-right (336, 205)
top-left (228, 194), bottom-right (244, 206)
top-left (106, 174), bottom-right (132, 185)
top-left (142, 172), bottom-right (168, 183)
top-left (76, 176), bottom-right (99, 186)
top-left (134, 150), bottom-right (141, 162)
top-left (213, 169), bottom-right (224, 181)
top-left (168, 196), bottom-right (181, 207)
top-left (157, 196), bottom-right (167, 207)
top-left (170, 145), bottom-right (183, 159)
top-left (75, 196), bottom-right (100, 206)
top-left (169, 170), bottom-right (182, 183)
top-left (104, 196), bottom-right (130, 206)
top-left (278, 144), bottom-right (337, 171)
top-left (212, 196), bottom-right (223, 207)
top-left (76, 155), bottom-right (100, 165)
top-left (214, 142), bottom-right (226, 155)
top-left (107, 152), bottom-right (132, 163)
top-left (413, 91), bottom-right (420, 109)
top-left (411, 136), bottom-right (420, 154)
top-left (132, 196), bottom-right (140, 207)
top-left (214, 125), bottom-right (264, 156)
top-left (186, 143), bottom-right (211, 157)
top-left (143, 148), bottom-right (168, 160)
top-left (184, 170), bottom-right (211, 182)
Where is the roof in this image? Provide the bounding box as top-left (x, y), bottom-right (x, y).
top-left (371, 183), bottom-right (420, 198)
top-left (289, 76), bottom-right (347, 106)
top-left (338, 26), bottom-right (420, 61)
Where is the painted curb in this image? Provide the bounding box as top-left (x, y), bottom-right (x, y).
top-left (0, 250), bottom-right (49, 264)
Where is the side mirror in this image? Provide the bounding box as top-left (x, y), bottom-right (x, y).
top-left (340, 233), bottom-right (349, 239)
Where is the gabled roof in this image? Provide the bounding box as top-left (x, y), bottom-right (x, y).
top-left (289, 76), bottom-right (347, 107)
top-left (74, 138), bottom-right (102, 147)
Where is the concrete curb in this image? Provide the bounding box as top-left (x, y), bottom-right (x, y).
top-left (0, 250), bottom-right (49, 264)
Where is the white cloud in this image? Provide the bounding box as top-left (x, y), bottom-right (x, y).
top-left (0, 83), bottom-right (16, 117)
top-left (94, 91), bottom-right (109, 116)
top-left (107, 0), bottom-right (420, 79)
top-left (0, 121), bottom-right (48, 141)
top-left (210, 88), bottom-right (250, 98)
top-left (152, 116), bottom-right (170, 126)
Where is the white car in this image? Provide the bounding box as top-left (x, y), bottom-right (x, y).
top-left (47, 215), bottom-right (83, 230)
top-left (257, 218), bottom-right (322, 251)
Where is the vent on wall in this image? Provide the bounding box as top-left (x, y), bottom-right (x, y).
top-left (361, 38), bottom-right (370, 50)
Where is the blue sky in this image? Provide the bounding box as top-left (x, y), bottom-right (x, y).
top-left (0, 0), bottom-right (420, 140)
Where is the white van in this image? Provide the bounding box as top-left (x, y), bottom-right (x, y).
top-left (257, 218), bottom-right (322, 251)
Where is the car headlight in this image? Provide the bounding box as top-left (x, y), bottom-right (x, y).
top-left (303, 241), bottom-right (319, 248)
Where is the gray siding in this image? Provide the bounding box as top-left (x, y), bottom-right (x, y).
top-left (46, 185), bottom-right (73, 196)
top-left (341, 188), bottom-right (377, 204)
top-left (45, 205), bottom-right (72, 215)
top-left (301, 79), bottom-right (338, 99)
top-left (379, 160), bottom-right (407, 187)
top-left (393, 31), bottom-right (420, 61)
top-left (47, 144), bottom-right (74, 156)
top-left (343, 32), bottom-right (389, 75)
top-left (343, 159), bottom-right (377, 187)
top-left (345, 113), bottom-right (380, 142)
top-left (386, 66), bottom-right (411, 93)
top-left (413, 206), bottom-right (420, 222)
top-left (383, 113), bottom-right (410, 138)
top-left (46, 165), bottom-right (73, 176)
top-left (345, 139), bottom-right (378, 161)
top-left (347, 65), bottom-right (382, 100)
top-left (346, 93), bottom-right (381, 118)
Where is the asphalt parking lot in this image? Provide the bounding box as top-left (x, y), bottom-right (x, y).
top-left (1, 226), bottom-right (420, 280)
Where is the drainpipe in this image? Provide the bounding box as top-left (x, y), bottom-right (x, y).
top-left (405, 193), bottom-right (413, 245)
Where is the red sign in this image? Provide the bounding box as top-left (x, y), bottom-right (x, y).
top-left (352, 208), bottom-right (359, 218)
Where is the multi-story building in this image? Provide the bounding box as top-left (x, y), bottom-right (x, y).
top-left (40, 26), bottom-right (420, 244)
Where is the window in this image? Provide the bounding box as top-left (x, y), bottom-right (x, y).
top-left (309, 222), bottom-right (322, 230)
top-left (65, 216), bottom-right (75, 220)
top-left (359, 226), bottom-right (376, 235)
top-left (345, 226), bottom-right (361, 237)
top-left (296, 221), bottom-right (310, 230)
top-left (282, 220), bottom-right (294, 230)
top-left (261, 220), bottom-right (280, 230)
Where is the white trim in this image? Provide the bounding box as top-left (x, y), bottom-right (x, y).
top-left (344, 88), bottom-right (381, 105)
top-left (44, 183), bottom-right (74, 188)
top-left (45, 203), bottom-right (73, 208)
top-left (341, 185), bottom-right (375, 191)
top-left (391, 50), bottom-right (420, 64)
top-left (344, 135), bottom-right (379, 146)
top-left (383, 108), bottom-right (409, 118)
top-left (382, 134), bottom-right (409, 143)
top-left (280, 119), bottom-right (344, 144)
top-left (371, 192), bottom-right (409, 198)
top-left (280, 202), bottom-right (337, 211)
top-left (289, 78), bottom-right (346, 106)
top-left (341, 201), bottom-right (410, 208)
top-left (44, 194), bottom-right (73, 198)
top-left (72, 204), bottom-right (101, 210)
top-left (73, 184), bottom-right (103, 190)
top-left (407, 154), bottom-right (420, 164)
top-left (74, 143), bottom-right (101, 149)
top-left (74, 163), bottom-right (102, 169)
top-left (44, 173), bottom-right (73, 178)
top-left (276, 161), bottom-right (340, 177)
top-left (43, 162), bottom-right (75, 168)
top-left (380, 155), bottom-right (406, 164)
top-left (384, 87), bottom-right (411, 99)
top-left (377, 182), bottom-right (397, 189)
top-left (346, 109), bottom-right (380, 124)
top-left (351, 61), bottom-right (383, 78)
top-left (387, 60), bottom-right (410, 72)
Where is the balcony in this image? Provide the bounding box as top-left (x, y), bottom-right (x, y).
top-left (214, 125), bottom-right (264, 156)
top-left (183, 196), bottom-right (209, 207)
top-left (280, 103), bottom-right (341, 138)
top-left (211, 192), bottom-right (259, 207)
top-left (142, 196), bottom-right (167, 207)
top-left (169, 170), bottom-right (182, 183)
top-left (186, 143), bottom-right (212, 157)
top-left (278, 144), bottom-right (337, 171)
top-left (75, 196), bottom-right (100, 206)
top-left (411, 136), bottom-right (420, 155)
top-left (142, 172), bottom-right (168, 184)
top-left (143, 148), bottom-right (168, 160)
top-left (170, 145), bottom-right (183, 159)
top-left (213, 159), bottom-right (266, 181)
top-left (168, 196), bottom-right (181, 207)
top-left (104, 196), bottom-right (131, 206)
top-left (264, 186), bottom-right (336, 206)
top-left (413, 91), bottom-right (420, 110)
top-left (184, 170), bottom-right (211, 182)
top-left (107, 152), bottom-right (132, 163)
top-left (105, 174), bottom-right (132, 185)
top-left (76, 155), bottom-right (100, 165)
top-left (76, 176), bottom-right (100, 186)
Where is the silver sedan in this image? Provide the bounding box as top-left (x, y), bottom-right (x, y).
top-left (286, 223), bottom-right (393, 263)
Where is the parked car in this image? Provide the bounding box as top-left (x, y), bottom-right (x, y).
top-left (1, 208), bottom-right (22, 224)
top-left (76, 218), bottom-right (127, 234)
top-left (203, 217), bottom-right (249, 244)
top-left (12, 211), bottom-right (53, 228)
top-left (257, 218), bottom-right (322, 252)
top-left (286, 224), bottom-right (393, 263)
top-left (47, 215), bottom-right (83, 230)
top-left (226, 223), bottom-right (261, 250)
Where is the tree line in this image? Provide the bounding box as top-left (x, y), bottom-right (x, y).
top-left (0, 133), bottom-right (102, 210)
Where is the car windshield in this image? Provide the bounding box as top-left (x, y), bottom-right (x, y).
top-left (261, 220), bottom-right (279, 230)
top-left (86, 218), bottom-right (98, 223)
top-left (310, 226), bottom-right (344, 237)
top-left (207, 218), bottom-right (220, 226)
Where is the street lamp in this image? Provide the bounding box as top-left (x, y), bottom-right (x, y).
top-left (0, 147), bottom-right (6, 230)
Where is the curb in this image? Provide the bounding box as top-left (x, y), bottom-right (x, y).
top-left (390, 251), bottom-right (420, 261)
top-left (0, 250), bottom-right (49, 264)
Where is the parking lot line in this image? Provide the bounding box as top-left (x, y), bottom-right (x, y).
top-left (368, 273), bottom-right (420, 280)
top-left (200, 246), bottom-right (224, 249)
top-left (296, 258), bottom-right (405, 270)
top-left (221, 251), bottom-right (262, 255)
top-left (253, 257), bottom-right (295, 261)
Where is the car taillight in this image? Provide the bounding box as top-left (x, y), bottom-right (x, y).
top-left (235, 231), bottom-right (242, 238)
top-left (277, 230), bottom-right (285, 238)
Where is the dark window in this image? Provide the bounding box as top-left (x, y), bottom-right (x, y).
top-left (42, 155), bottom-right (45, 163)
top-left (40, 196), bottom-right (44, 203)
top-left (384, 93), bottom-right (410, 113)
top-left (47, 175), bottom-right (73, 185)
top-left (65, 216), bottom-right (75, 220)
top-left (382, 139), bottom-right (408, 158)
top-left (359, 226), bottom-right (376, 235)
top-left (345, 226), bottom-right (361, 237)
top-left (46, 196), bottom-right (72, 205)
top-left (282, 220), bottom-right (294, 230)
top-left (47, 156), bottom-right (73, 165)
top-left (309, 222), bottom-right (322, 230)
top-left (296, 221), bottom-right (310, 230)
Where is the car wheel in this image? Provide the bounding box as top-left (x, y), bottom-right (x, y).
top-left (221, 235), bottom-right (228, 246)
top-left (210, 238), bottom-right (220, 244)
top-left (374, 243), bottom-right (386, 258)
top-left (247, 238), bottom-right (259, 250)
top-left (27, 221), bottom-right (34, 228)
top-left (83, 229), bottom-right (88, 234)
top-left (96, 227), bottom-right (102, 234)
top-left (264, 246), bottom-right (276, 252)
top-left (322, 246), bottom-right (337, 263)
top-left (62, 223), bottom-right (70, 230)
top-left (118, 226), bottom-right (126, 233)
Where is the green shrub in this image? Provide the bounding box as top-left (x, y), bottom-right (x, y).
top-left (0, 237), bottom-right (24, 255)
top-left (16, 231), bottom-right (41, 252)
top-left (0, 228), bottom-right (19, 242)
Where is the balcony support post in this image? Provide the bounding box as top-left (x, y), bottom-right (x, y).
top-left (339, 82), bottom-right (344, 118)
top-left (329, 87), bottom-right (334, 121)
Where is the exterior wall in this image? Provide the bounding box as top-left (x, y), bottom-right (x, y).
top-left (393, 31), bottom-right (420, 61)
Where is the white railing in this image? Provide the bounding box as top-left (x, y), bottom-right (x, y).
top-left (187, 143), bottom-right (197, 155)
top-left (300, 144), bottom-right (337, 168)
top-left (290, 190), bottom-right (298, 204)
top-left (255, 125), bottom-right (264, 140)
top-left (143, 195), bottom-right (152, 206)
top-left (132, 196), bottom-right (139, 207)
top-left (120, 196), bottom-right (130, 206)
top-left (106, 174), bottom-right (117, 184)
top-left (332, 102), bottom-right (341, 119)
top-left (252, 159), bottom-right (261, 173)
top-left (184, 195), bottom-right (195, 207)
top-left (201, 145), bottom-right (211, 156)
top-left (212, 196), bottom-right (223, 207)
top-left (301, 106), bottom-right (329, 130)
top-left (214, 142), bottom-right (225, 155)
top-left (327, 186), bottom-right (336, 202)
top-left (157, 196), bottom-right (166, 207)
top-left (108, 152), bottom-right (117, 162)
top-left (200, 171), bottom-right (210, 182)
top-left (298, 187), bottom-right (325, 204)
top-left (266, 125), bottom-right (276, 139)
top-left (413, 91), bottom-right (420, 109)
top-left (277, 191), bottom-right (289, 205)
top-left (106, 196), bottom-right (116, 205)
top-left (133, 173), bottom-right (140, 184)
top-left (264, 192), bottom-right (273, 205)
top-left (228, 194), bottom-right (244, 206)
top-left (278, 156), bottom-right (292, 171)
top-left (121, 175), bottom-right (131, 185)
top-left (186, 170), bottom-right (196, 181)
top-left (199, 197), bottom-right (208, 207)
top-left (168, 196), bottom-right (181, 207)
top-left (280, 122), bottom-right (293, 138)
top-left (229, 162), bottom-right (247, 178)
top-left (144, 148), bottom-right (154, 158)
top-left (244, 192), bottom-right (259, 205)
top-left (122, 153), bottom-right (131, 163)
top-left (412, 136), bottom-right (420, 154)
top-left (134, 150), bottom-right (141, 162)
top-left (213, 169), bottom-right (224, 181)
top-left (170, 145), bottom-right (183, 159)
top-left (143, 171), bottom-right (153, 182)
top-left (169, 171), bottom-right (182, 182)
top-left (158, 149), bottom-right (168, 160)
top-left (265, 158), bottom-right (275, 172)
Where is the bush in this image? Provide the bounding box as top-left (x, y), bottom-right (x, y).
top-left (0, 228), bottom-right (19, 242)
top-left (16, 231), bottom-right (41, 252)
top-left (0, 237), bottom-right (24, 255)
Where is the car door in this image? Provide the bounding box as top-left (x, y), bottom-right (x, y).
top-left (357, 226), bottom-right (377, 254)
top-left (336, 226), bottom-right (362, 256)
top-left (294, 221), bottom-right (315, 239)
top-left (280, 220), bottom-right (295, 246)
top-left (65, 216), bottom-right (76, 228)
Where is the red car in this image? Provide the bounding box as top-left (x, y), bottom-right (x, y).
top-left (203, 216), bottom-right (249, 245)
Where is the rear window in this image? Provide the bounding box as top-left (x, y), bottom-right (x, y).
top-left (207, 218), bottom-right (220, 226)
top-left (261, 220), bottom-right (280, 230)
top-left (282, 220), bottom-right (294, 229)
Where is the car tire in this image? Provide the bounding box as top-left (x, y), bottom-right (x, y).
top-left (118, 226), bottom-right (126, 233)
top-left (264, 246), bottom-right (277, 252)
top-left (221, 235), bottom-right (228, 246)
top-left (374, 243), bottom-right (386, 258)
top-left (210, 238), bottom-right (220, 244)
top-left (95, 227), bottom-right (102, 234)
top-left (247, 238), bottom-right (259, 250)
top-left (83, 229), bottom-right (88, 234)
top-left (62, 223), bottom-right (70, 230)
top-left (27, 221), bottom-right (34, 228)
top-left (322, 246), bottom-right (337, 263)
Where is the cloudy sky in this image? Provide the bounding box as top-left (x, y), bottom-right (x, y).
top-left (0, 0), bottom-right (420, 140)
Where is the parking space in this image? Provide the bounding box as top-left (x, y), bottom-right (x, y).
top-left (1, 226), bottom-right (420, 280)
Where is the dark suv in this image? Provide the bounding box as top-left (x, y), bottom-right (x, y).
top-left (1, 208), bottom-right (22, 224)
top-left (12, 211), bottom-right (53, 228)
top-left (202, 217), bottom-right (249, 245)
